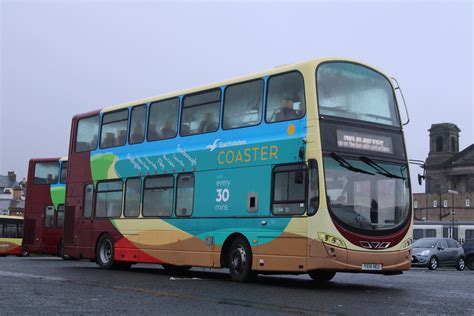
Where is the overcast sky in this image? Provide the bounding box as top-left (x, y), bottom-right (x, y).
top-left (1, 0), bottom-right (473, 193)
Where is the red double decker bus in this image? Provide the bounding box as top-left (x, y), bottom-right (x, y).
top-left (22, 157), bottom-right (68, 256)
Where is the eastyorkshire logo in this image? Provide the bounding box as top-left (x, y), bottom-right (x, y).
top-left (206, 139), bottom-right (246, 152)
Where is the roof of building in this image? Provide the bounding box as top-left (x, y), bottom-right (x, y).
top-left (0, 175), bottom-right (19, 189)
top-left (442, 144), bottom-right (474, 167)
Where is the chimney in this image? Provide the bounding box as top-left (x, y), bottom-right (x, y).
top-left (13, 186), bottom-right (22, 201)
top-left (8, 171), bottom-right (16, 183)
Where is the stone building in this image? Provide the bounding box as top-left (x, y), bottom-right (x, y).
top-left (413, 123), bottom-right (474, 221)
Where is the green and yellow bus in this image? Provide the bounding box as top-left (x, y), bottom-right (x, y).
top-left (64, 58), bottom-right (412, 282)
top-left (0, 215), bottom-right (23, 256)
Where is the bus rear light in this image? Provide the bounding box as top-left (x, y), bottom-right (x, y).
top-left (318, 233), bottom-right (346, 249)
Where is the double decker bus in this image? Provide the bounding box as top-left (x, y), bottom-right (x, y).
top-left (64, 58), bottom-right (412, 282)
top-left (22, 157), bottom-right (68, 256)
top-left (0, 215), bottom-right (23, 256)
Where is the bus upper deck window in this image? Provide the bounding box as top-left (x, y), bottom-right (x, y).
top-left (223, 80), bottom-right (263, 130)
top-left (76, 116), bottom-right (99, 152)
top-left (129, 105), bottom-right (147, 144)
top-left (60, 162), bottom-right (68, 184)
top-left (181, 89), bottom-right (221, 136)
top-left (266, 72), bottom-right (305, 123)
top-left (34, 162), bottom-right (59, 185)
top-left (100, 110), bottom-right (129, 149)
top-left (148, 98), bottom-right (179, 141)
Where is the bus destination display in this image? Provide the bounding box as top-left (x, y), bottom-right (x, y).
top-left (336, 130), bottom-right (393, 154)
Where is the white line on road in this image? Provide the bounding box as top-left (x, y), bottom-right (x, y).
top-left (0, 270), bottom-right (67, 281)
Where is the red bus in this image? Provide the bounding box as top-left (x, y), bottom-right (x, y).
top-left (22, 157), bottom-right (67, 256)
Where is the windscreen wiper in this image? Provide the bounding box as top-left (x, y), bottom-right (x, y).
top-left (359, 156), bottom-right (406, 180)
top-left (329, 153), bottom-right (375, 175)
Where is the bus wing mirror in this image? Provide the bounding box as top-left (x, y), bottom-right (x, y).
top-left (418, 174), bottom-right (425, 186)
top-left (391, 77), bottom-right (410, 126)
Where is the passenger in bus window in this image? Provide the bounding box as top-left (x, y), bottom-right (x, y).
top-left (148, 122), bottom-right (160, 140)
top-left (130, 124), bottom-right (144, 143)
top-left (103, 132), bottom-right (115, 148)
top-left (117, 130), bottom-right (127, 146)
top-left (275, 98), bottom-right (299, 121)
top-left (160, 120), bottom-right (175, 139)
top-left (199, 112), bottom-right (218, 133)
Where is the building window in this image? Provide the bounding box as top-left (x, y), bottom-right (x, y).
top-left (95, 181), bottom-right (123, 218)
top-left (272, 164), bottom-right (307, 215)
top-left (83, 184), bottom-right (94, 218)
top-left (181, 89), bottom-right (221, 136)
top-left (34, 162), bottom-right (59, 185)
top-left (76, 116), bottom-right (99, 152)
top-left (143, 176), bottom-right (174, 217)
top-left (266, 72), bottom-right (305, 123)
top-left (436, 136), bottom-right (443, 152)
top-left (44, 206), bottom-right (55, 228)
top-left (129, 105), bottom-right (147, 144)
top-left (413, 200), bottom-right (418, 208)
top-left (176, 174), bottom-right (194, 217)
top-left (451, 137), bottom-right (457, 152)
top-left (426, 229), bottom-right (436, 238)
top-left (223, 79), bottom-right (263, 130)
top-left (443, 200), bottom-right (448, 208)
top-left (60, 162), bottom-right (68, 184)
top-left (413, 229), bottom-right (423, 240)
top-left (124, 178), bottom-right (141, 217)
top-left (433, 200), bottom-right (438, 208)
top-left (56, 205), bottom-right (65, 228)
top-left (100, 110), bottom-right (129, 148)
top-left (466, 199), bottom-right (471, 207)
top-left (148, 98), bottom-right (180, 141)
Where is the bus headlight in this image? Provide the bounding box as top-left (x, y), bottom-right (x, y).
top-left (318, 233), bottom-right (346, 249)
top-left (401, 238), bottom-right (413, 249)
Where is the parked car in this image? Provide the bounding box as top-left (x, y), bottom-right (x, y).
top-left (462, 239), bottom-right (474, 270)
top-left (411, 238), bottom-right (465, 270)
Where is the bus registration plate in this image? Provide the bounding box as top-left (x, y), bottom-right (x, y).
top-left (362, 263), bottom-right (382, 271)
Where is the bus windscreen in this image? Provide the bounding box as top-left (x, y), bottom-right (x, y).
top-left (317, 62), bottom-right (400, 127)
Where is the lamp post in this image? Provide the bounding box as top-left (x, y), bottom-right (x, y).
top-left (448, 190), bottom-right (458, 239)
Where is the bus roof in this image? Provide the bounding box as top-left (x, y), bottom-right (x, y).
top-left (101, 57), bottom-right (385, 114)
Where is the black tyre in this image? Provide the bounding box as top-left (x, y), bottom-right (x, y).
top-left (57, 240), bottom-right (64, 258)
top-left (456, 257), bottom-right (465, 271)
top-left (96, 234), bottom-right (115, 269)
top-left (20, 250), bottom-right (29, 257)
top-left (163, 264), bottom-right (192, 276)
top-left (228, 237), bottom-right (255, 282)
top-left (428, 256), bottom-right (438, 270)
top-left (467, 256), bottom-right (474, 271)
top-left (308, 270), bottom-right (336, 283)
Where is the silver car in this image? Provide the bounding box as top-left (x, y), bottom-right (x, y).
top-left (412, 238), bottom-right (465, 270)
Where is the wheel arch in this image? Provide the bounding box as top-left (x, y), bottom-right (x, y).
top-left (220, 233), bottom-right (251, 268)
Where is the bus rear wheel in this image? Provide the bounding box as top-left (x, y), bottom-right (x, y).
top-left (308, 270), bottom-right (336, 283)
top-left (96, 235), bottom-right (116, 269)
top-left (228, 237), bottom-right (255, 282)
top-left (57, 240), bottom-right (64, 258)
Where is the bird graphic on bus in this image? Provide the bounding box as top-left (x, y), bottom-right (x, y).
top-left (206, 139), bottom-right (220, 152)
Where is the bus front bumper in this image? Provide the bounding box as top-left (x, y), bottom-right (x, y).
top-left (308, 240), bottom-right (412, 273)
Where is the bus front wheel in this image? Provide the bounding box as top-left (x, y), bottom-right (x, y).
top-left (308, 270), bottom-right (336, 283)
top-left (228, 237), bottom-right (255, 282)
